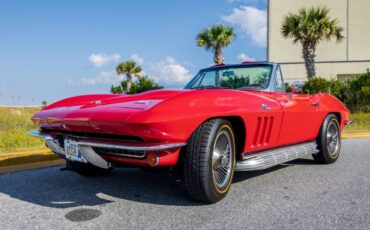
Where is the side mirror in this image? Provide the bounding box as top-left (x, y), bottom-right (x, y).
top-left (288, 86), bottom-right (303, 98)
top-left (291, 86), bottom-right (303, 92)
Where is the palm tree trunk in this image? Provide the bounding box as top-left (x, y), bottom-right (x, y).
top-left (302, 41), bottom-right (316, 78)
top-left (214, 46), bottom-right (224, 64)
top-left (126, 74), bottom-right (132, 92)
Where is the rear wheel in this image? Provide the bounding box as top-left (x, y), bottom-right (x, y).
top-left (313, 114), bottom-right (341, 164)
top-left (66, 160), bottom-right (112, 177)
top-left (183, 119), bottom-right (236, 203)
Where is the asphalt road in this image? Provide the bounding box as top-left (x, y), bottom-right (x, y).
top-left (0, 138), bottom-right (369, 230)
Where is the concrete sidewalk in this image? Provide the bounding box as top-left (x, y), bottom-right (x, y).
top-left (0, 131), bottom-right (369, 173)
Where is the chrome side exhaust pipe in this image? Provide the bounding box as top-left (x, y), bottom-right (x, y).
top-left (235, 141), bottom-right (318, 171)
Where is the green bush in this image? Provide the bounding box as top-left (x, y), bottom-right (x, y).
top-left (299, 73), bottom-right (370, 112)
top-left (338, 73), bottom-right (370, 112)
top-left (302, 77), bottom-right (341, 95)
top-left (111, 75), bottom-right (163, 94)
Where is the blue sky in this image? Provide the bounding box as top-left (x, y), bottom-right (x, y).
top-left (0, 0), bottom-right (267, 105)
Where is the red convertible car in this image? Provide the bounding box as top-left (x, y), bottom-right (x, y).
top-left (29, 62), bottom-right (350, 203)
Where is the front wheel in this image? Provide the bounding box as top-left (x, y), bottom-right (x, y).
top-left (183, 119), bottom-right (236, 203)
top-left (313, 114), bottom-right (341, 164)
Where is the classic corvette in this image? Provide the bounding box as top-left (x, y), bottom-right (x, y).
top-left (29, 62), bottom-right (350, 203)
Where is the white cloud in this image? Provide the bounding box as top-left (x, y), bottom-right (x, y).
top-left (67, 78), bottom-right (75, 85)
top-left (237, 53), bottom-right (256, 61)
top-left (81, 71), bottom-right (122, 85)
top-left (222, 6), bottom-right (267, 47)
top-left (82, 54), bottom-right (192, 88)
top-left (130, 54), bottom-right (144, 65)
top-left (88, 53), bottom-right (121, 67)
top-left (148, 57), bottom-right (192, 88)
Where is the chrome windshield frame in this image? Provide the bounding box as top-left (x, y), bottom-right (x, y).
top-left (184, 62), bottom-right (280, 92)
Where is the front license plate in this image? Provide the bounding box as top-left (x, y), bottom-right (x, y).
top-left (64, 140), bottom-right (87, 163)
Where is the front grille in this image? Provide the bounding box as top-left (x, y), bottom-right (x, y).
top-left (93, 147), bottom-right (146, 158)
top-left (42, 129), bottom-right (144, 143)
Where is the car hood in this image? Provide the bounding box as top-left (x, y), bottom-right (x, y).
top-left (32, 89), bottom-right (189, 131)
top-left (32, 89), bottom-right (276, 134)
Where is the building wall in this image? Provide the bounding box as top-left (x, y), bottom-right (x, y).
top-left (268, 0), bottom-right (370, 82)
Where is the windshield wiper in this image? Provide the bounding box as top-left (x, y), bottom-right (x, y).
top-left (191, 85), bottom-right (230, 90)
top-left (237, 86), bottom-right (263, 91)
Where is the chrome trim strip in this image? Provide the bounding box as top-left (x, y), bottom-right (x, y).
top-left (235, 141), bottom-right (319, 172)
top-left (92, 149), bottom-right (146, 159)
top-left (77, 141), bottom-right (186, 151)
top-left (28, 130), bottom-right (187, 151)
top-left (28, 130), bottom-right (52, 139)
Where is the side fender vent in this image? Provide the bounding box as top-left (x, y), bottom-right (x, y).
top-left (252, 116), bottom-right (274, 147)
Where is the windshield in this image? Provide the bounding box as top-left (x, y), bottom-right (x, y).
top-left (185, 65), bottom-right (273, 90)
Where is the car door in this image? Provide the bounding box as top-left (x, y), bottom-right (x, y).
top-left (270, 66), bottom-right (323, 146)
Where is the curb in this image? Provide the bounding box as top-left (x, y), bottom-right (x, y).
top-left (342, 132), bottom-right (370, 139)
top-left (0, 149), bottom-right (52, 159)
top-left (0, 150), bottom-right (64, 174)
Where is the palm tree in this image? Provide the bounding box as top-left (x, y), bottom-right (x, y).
top-left (116, 61), bottom-right (142, 92)
top-left (196, 24), bottom-right (235, 64)
top-left (281, 7), bottom-right (344, 78)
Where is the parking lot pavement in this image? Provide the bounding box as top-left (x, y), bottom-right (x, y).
top-left (0, 138), bottom-right (369, 230)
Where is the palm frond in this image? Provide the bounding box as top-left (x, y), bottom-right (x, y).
top-left (281, 6), bottom-right (344, 44)
top-left (196, 24), bottom-right (235, 50)
top-left (116, 60), bottom-right (142, 76)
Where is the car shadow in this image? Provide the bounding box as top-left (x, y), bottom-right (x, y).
top-left (233, 165), bottom-right (289, 183)
top-left (0, 157), bottom-right (317, 208)
top-left (233, 156), bottom-right (318, 183)
top-left (284, 157), bottom-right (318, 165)
top-left (0, 166), bottom-right (200, 208)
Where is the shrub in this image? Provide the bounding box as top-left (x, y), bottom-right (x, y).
top-left (338, 73), bottom-right (370, 112)
top-left (299, 74), bottom-right (370, 112)
top-left (111, 75), bottom-right (163, 94)
top-left (302, 77), bottom-right (341, 95)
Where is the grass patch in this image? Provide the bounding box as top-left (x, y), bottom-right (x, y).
top-left (344, 113), bottom-right (370, 132)
top-left (0, 107), bottom-right (46, 153)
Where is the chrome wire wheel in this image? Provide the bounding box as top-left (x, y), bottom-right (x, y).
top-left (212, 130), bottom-right (233, 188)
top-left (327, 121), bottom-right (339, 156)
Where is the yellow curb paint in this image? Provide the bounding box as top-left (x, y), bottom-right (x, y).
top-left (0, 149), bottom-right (53, 161)
top-left (0, 153), bottom-right (53, 160)
top-left (0, 149), bottom-right (51, 156)
top-left (0, 159), bottom-right (64, 174)
top-left (342, 133), bottom-right (370, 139)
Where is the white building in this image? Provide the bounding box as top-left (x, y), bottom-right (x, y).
top-left (267, 0), bottom-right (370, 82)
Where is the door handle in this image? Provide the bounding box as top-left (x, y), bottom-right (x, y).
top-left (311, 102), bottom-right (320, 107)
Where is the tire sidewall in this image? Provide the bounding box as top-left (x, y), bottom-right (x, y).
top-left (208, 120), bottom-right (236, 197)
top-left (319, 115), bottom-right (341, 162)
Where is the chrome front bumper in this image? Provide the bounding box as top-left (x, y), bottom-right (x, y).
top-left (28, 130), bottom-right (187, 168)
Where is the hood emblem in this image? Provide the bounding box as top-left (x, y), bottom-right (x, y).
top-left (135, 100), bottom-right (150, 104)
top-left (94, 100), bottom-right (102, 104)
